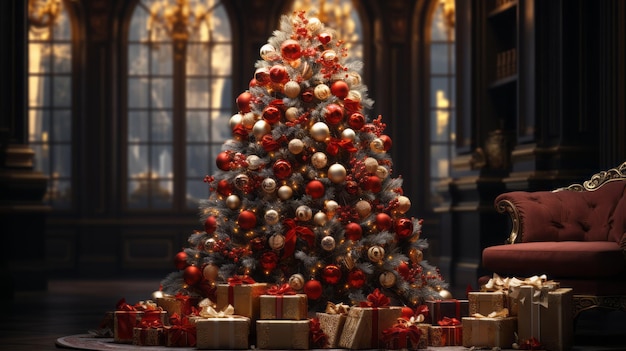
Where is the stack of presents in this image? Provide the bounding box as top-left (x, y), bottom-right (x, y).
top-left (106, 273), bottom-right (572, 350)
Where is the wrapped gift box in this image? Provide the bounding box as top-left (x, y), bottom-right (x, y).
top-left (428, 324), bottom-right (463, 346)
top-left (462, 316), bottom-right (517, 348)
top-left (164, 313), bottom-right (197, 347)
top-left (260, 294), bottom-right (308, 320)
top-left (381, 320), bottom-right (427, 350)
top-left (316, 312), bottom-right (347, 348)
top-left (337, 306), bottom-right (403, 349)
top-left (468, 291), bottom-right (506, 316)
top-left (414, 323), bottom-right (430, 349)
top-left (196, 316), bottom-right (251, 349)
top-left (425, 299), bottom-right (469, 324)
top-left (156, 294), bottom-right (200, 316)
top-left (216, 282), bottom-right (267, 320)
top-left (114, 310), bottom-right (167, 343)
top-left (256, 320), bottom-right (310, 349)
top-left (132, 326), bottom-right (164, 346)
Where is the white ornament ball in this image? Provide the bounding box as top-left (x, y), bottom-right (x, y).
top-left (288, 139), bottom-right (305, 154)
top-left (269, 233), bottom-right (286, 250)
top-left (321, 236), bottom-right (336, 251)
top-left (246, 155), bottom-right (262, 170)
top-left (314, 84), bottom-right (331, 100)
top-left (262, 178), bottom-right (277, 193)
top-left (345, 72), bottom-right (362, 87)
top-left (311, 152), bottom-right (328, 169)
top-left (264, 209), bottom-right (280, 225)
top-left (234, 174), bottom-right (249, 190)
top-left (347, 89), bottom-right (362, 102)
top-left (313, 211), bottom-right (328, 226)
top-left (397, 196), bottom-right (411, 214)
top-left (285, 107), bottom-right (299, 121)
top-left (379, 271), bottom-right (397, 288)
top-left (288, 273), bottom-right (306, 291)
top-left (306, 17), bottom-right (323, 33)
top-left (370, 138), bottom-right (385, 153)
top-left (253, 119), bottom-right (271, 138)
top-left (310, 122), bottom-right (330, 142)
top-left (284, 81), bottom-right (301, 98)
top-left (355, 200), bottom-right (372, 218)
top-left (296, 205), bottom-right (313, 222)
top-left (364, 157), bottom-right (379, 173)
top-left (229, 113), bottom-right (243, 129)
top-left (341, 128), bottom-right (356, 141)
top-left (260, 43), bottom-right (279, 61)
top-left (368, 245), bottom-right (385, 263)
top-left (328, 163), bottom-right (347, 183)
top-left (152, 290), bottom-right (165, 300)
top-left (277, 185), bottom-right (293, 200)
top-left (225, 194), bottom-right (241, 209)
top-left (376, 165), bottom-right (389, 179)
top-left (325, 200), bottom-right (339, 213)
top-left (242, 112), bottom-right (257, 130)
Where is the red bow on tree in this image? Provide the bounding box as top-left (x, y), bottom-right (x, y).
top-left (228, 275), bottom-right (256, 286)
top-left (326, 137), bottom-right (357, 156)
top-left (437, 316), bottom-right (461, 326)
top-left (360, 288), bottom-right (391, 308)
top-left (266, 283), bottom-right (296, 296)
top-left (309, 318), bottom-right (329, 348)
top-left (282, 219), bottom-right (315, 259)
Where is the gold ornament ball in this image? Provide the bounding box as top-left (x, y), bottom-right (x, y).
top-left (376, 165), bottom-right (389, 179)
top-left (296, 205), bottom-right (313, 222)
top-left (277, 185), bottom-right (293, 200)
top-left (370, 138), bottom-right (385, 153)
top-left (253, 119), bottom-right (271, 138)
top-left (246, 155), bottom-right (262, 170)
top-left (346, 72), bottom-right (362, 87)
top-left (321, 235), bottom-right (336, 251)
top-left (355, 200), bottom-right (372, 218)
top-left (264, 209), bottom-right (280, 225)
top-left (289, 273), bottom-right (306, 291)
top-left (328, 163), bottom-right (347, 183)
top-left (325, 200), bottom-right (339, 213)
top-left (311, 152), bottom-right (328, 169)
top-left (234, 174), bottom-right (249, 190)
top-left (307, 17), bottom-right (323, 33)
top-left (229, 113), bottom-right (242, 129)
top-left (364, 157), bottom-right (379, 173)
top-left (202, 264), bottom-right (219, 281)
top-left (438, 289), bottom-right (454, 300)
top-left (204, 238), bottom-right (216, 253)
top-left (151, 290), bottom-right (165, 300)
top-left (409, 248), bottom-right (423, 263)
top-left (310, 122), bottom-right (330, 142)
top-left (242, 112), bottom-right (257, 130)
top-left (347, 89), bottom-right (362, 102)
top-left (288, 138), bottom-right (305, 154)
top-left (225, 194), bottom-right (241, 209)
top-left (313, 211), bottom-right (328, 226)
top-left (284, 81), bottom-right (301, 98)
top-left (260, 43), bottom-right (279, 61)
top-left (314, 84), bottom-right (331, 100)
top-left (341, 252), bottom-right (355, 270)
top-left (341, 128), bottom-right (356, 141)
top-left (285, 107), bottom-right (299, 121)
top-left (379, 271), bottom-right (397, 288)
top-left (367, 245), bottom-right (385, 263)
top-left (397, 196), bottom-right (411, 214)
top-left (269, 233), bottom-right (286, 250)
top-left (262, 178), bottom-right (277, 193)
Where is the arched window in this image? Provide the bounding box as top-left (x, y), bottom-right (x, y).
top-left (28, 0), bottom-right (73, 209)
top-left (126, 0), bottom-right (232, 210)
top-left (428, 0), bottom-right (455, 208)
top-left (290, 0), bottom-right (363, 60)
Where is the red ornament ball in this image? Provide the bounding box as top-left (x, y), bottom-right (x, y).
top-left (183, 265), bottom-right (202, 286)
top-left (217, 179), bottom-right (232, 196)
top-left (280, 39), bottom-right (302, 61)
top-left (348, 112), bottom-right (365, 130)
top-left (204, 216), bottom-right (217, 234)
top-left (174, 251), bottom-right (189, 270)
top-left (304, 279), bottom-right (323, 300)
top-left (324, 103), bottom-right (344, 124)
top-left (401, 306), bottom-right (414, 320)
top-left (216, 152), bottom-right (232, 171)
top-left (306, 180), bottom-right (325, 199)
top-left (396, 261), bottom-right (410, 280)
top-left (322, 264), bottom-right (342, 284)
top-left (395, 218), bottom-right (414, 239)
top-left (238, 210), bottom-right (257, 230)
top-left (254, 67), bottom-right (271, 86)
top-left (260, 251), bottom-right (279, 271)
top-left (273, 159), bottom-right (293, 179)
top-left (344, 222), bottom-right (363, 241)
top-left (236, 91), bottom-right (253, 113)
top-left (331, 80), bottom-right (350, 99)
top-left (379, 134), bottom-right (393, 151)
top-left (301, 90), bottom-right (314, 103)
top-left (345, 180), bottom-right (359, 195)
top-left (362, 175), bottom-right (382, 193)
top-left (347, 268), bottom-right (366, 289)
top-left (318, 32), bottom-right (332, 45)
top-left (269, 65), bottom-right (289, 84)
top-left (375, 213), bottom-right (393, 231)
top-left (262, 105), bottom-right (281, 124)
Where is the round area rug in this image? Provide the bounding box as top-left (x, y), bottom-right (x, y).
top-left (55, 334), bottom-right (194, 350)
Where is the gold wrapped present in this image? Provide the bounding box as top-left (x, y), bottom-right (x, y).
top-left (256, 320), bottom-right (310, 349)
top-left (259, 284), bottom-right (308, 320)
top-left (462, 316), bottom-right (517, 348)
top-left (428, 324), bottom-right (463, 346)
top-left (195, 305), bottom-right (251, 349)
top-left (132, 327), bottom-right (164, 346)
top-left (156, 293), bottom-right (200, 316)
top-left (337, 306), bottom-right (403, 348)
top-left (215, 276), bottom-right (266, 320)
top-left (539, 288), bottom-right (573, 351)
top-left (468, 291), bottom-right (506, 316)
top-left (164, 313), bottom-right (197, 347)
top-left (315, 302), bottom-right (350, 347)
top-left (113, 299), bottom-right (167, 344)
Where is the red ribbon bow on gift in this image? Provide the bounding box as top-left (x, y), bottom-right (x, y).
top-left (267, 283), bottom-right (296, 295)
top-left (115, 298), bottom-right (136, 311)
top-left (519, 337), bottom-right (544, 350)
top-left (360, 288), bottom-right (391, 308)
top-left (326, 137), bottom-right (358, 156)
top-left (282, 219), bottom-right (315, 259)
top-left (168, 313), bottom-right (197, 347)
top-left (381, 319), bottom-right (422, 347)
top-left (309, 317), bottom-right (329, 348)
top-left (414, 304), bottom-right (429, 320)
top-left (228, 275), bottom-right (256, 286)
top-left (437, 316), bottom-right (461, 326)
top-left (138, 311), bottom-right (164, 329)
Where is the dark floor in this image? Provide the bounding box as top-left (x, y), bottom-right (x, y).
top-left (1, 279), bottom-right (626, 351)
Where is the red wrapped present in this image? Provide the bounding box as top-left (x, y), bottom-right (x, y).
top-left (428, 316), bottom-right (463, 346)
top-left (164, 313), bottom-right (197, 347)
top-left (425, 298), bottom-right (469, 324)
top-left (382, 318), bottom-right (424, 350)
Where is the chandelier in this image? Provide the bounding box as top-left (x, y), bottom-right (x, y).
top-left (28, 0), bottom-right (62, 35)
top-left (440, 0), bottom-right (455, 33)
top-left (146, 0), bottom-right (218, 43)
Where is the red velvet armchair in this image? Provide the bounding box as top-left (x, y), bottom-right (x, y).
top-left (482, 162), bottom-right (626, 317)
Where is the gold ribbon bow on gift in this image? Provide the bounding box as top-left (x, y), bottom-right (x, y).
top-left (200, 304), bottom-right (235, 318)
top-left (325, 302), bottom-right (350, 315)
top-left (471, 308), bottom-right (510, 318)
top-left (507, 274), bottom-right (558, 308)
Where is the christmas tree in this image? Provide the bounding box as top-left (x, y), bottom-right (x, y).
top-left (161, 11), bottom-right (447, 312)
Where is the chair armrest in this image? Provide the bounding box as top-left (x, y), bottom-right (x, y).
top-left (495, 198), bottom-right (520, 244)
